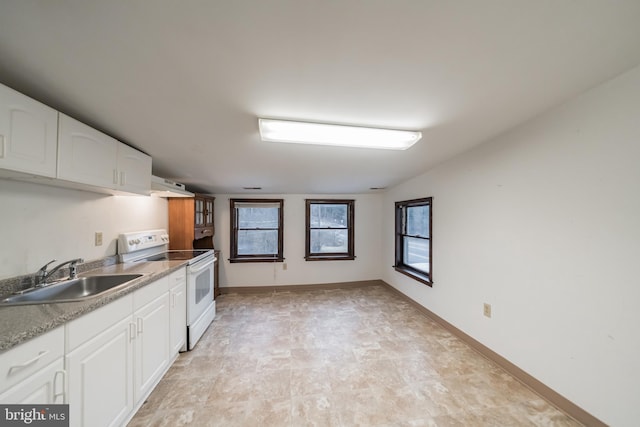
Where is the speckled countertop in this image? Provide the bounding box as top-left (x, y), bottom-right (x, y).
top-left (0, 260), bottom-right (188, 352)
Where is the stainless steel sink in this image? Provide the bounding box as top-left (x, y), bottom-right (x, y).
top-left (0, 274), bottom-right (143, 305)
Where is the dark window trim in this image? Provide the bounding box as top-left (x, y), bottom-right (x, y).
top-left (305, 199), bottom-right (355, 261)
top-left (229, 198), bottom-right (284, 263)
top-left (394, 197), bottom-right (432, 286)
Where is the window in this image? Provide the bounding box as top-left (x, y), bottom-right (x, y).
top-left (230, 199), bottom-right (284, 263)
top-left (395, 197), bottom-right (432, 286)
top-left (305, 199), bottom-right (355, 261)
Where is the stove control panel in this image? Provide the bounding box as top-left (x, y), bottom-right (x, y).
top-left (118, 229), bottom-right (170, 254)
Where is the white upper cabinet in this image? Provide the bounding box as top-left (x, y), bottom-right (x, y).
top-left (57, 113), bottom-right (118, 188)
top-left (0, 83), bottom-right (58, 177)
top-left (117, 141), bottom-right (151, 195)
top-left (0, 85), bottom-right (152, 195)
top-left (57, 113), bottom-right (151, 195)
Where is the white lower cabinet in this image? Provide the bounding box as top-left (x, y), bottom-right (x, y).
top-left (0, 358), bottom-right (65, 404)
top-left (0, 325), bottom-right (66, 404)
top-left (64, 271), bottom-right (184, 427)
top-left (169, 269), bottom-right (187, 354)
top-left (0, 269), bottom-right (189, 426)
top-left (133, 284), bottom-right (170, 402)
top-left (66, 315), bottom-right (134, 427)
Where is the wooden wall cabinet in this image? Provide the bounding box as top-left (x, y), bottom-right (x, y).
top-left (168, 194), bottom-right (219, 298)
top-left (168, 194), bottom-right (215, 250)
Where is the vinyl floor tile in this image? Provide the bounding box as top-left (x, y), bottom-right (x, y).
top-left (128, 285), bottom-right (582, 427)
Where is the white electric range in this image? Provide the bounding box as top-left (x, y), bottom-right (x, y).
top-left (118, 229), bottom-right (216, 350)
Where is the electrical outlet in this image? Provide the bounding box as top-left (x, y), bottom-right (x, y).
top-left (282, 263), bottom-right (287, 271)
top-left (483, 303), bottom-right (492, 318)
top-left (95, 232), bottom-right (103, 246)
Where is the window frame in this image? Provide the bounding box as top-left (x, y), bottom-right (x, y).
top-left (229, 198), bottom-right (284, 263)
top-left (394, 197), bottom-right (433, 286)
top-left (305, 199), bottom-right (355, 261)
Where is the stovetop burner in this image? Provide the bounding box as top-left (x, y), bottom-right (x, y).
top-left (139, 250), bottom-right (212, 262)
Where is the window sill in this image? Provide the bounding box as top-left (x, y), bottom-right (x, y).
top-left (229, 257), bottom-right (284, 263)
top-left (394, 265), bottom-right (432, 287)
top-left (305, 255), bottom-right (355, 261)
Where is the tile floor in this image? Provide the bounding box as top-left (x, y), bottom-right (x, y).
top-left (128, 285), bottom-right (582, 426)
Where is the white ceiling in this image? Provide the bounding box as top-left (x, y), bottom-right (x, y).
top-left (1, 1), bottom-right (640, 194)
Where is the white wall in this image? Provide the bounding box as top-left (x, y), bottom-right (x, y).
top-left (214, 193), bottom-right (382, 287)
top-left (382, 65), bottom-right (640, 426)
top-left (0, 180), bottom-right (168, 278)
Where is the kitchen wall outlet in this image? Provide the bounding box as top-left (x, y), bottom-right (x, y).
top-left (282, 263), bottom-right (287, 270)
top-left (95, 232), bottom-right (103, 246)
top-left (483, 303), bottom-right (492, 318)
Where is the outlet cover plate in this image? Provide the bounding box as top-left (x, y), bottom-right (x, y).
top-left (483, 303), bottom-right (492, 318)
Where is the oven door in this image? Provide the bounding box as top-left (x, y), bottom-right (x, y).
top-left (186, 255), bottom-right (215, 326)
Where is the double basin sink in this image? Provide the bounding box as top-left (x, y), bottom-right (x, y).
top-left (1, 274), bottom-right (143, 306)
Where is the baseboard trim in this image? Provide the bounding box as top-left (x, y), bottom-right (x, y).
top-left (379, 280), bottom-right (606, 427)
top-left (220, 279), bottom-right (381, 294)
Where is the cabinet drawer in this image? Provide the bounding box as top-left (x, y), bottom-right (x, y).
top-left (194, 227), bottom-right (213, 240)
top-left (0, 357), bottom-right (65, 404)
top-left (66, 294), bottom-right (133, 351)
top-left (133, 276), bottom-right (169, 311)
top-left (168, 268), bottom-right (186, 286)
top-left (0, 326), bottom-right (64, 393)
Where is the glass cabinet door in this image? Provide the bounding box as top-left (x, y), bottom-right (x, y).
top-left (194, 198), bottom-right (205, 227)
top-left (205, 199), bottom-right (214, 227)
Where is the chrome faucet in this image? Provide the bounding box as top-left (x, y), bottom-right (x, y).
top-left (35, 258), bottom-right (84, 287)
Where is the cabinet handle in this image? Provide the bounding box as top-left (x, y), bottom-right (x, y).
top-left (53, 370), bottom-right (66, 403)
top-left (113, 169), bottom-right (119, 185)
top-left (0, 134), bottom-right (5, 158)
top-left (7, 350), bottom-right (49, 375)
top-left (137, 317), bottom-right (143, 334)
top-left (120, 171), bottom-right (126, 186)
top-left (129, 322), bottom-right (136, 341)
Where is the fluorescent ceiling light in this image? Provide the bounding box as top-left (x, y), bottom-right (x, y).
top-left (259, 118), bottom-right (421, 150)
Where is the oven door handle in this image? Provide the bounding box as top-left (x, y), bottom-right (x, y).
top-left (189, 258), bottom-right (214, 273)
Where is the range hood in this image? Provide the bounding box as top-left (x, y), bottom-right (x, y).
top-left (150, 175), bottom-right (194, 198)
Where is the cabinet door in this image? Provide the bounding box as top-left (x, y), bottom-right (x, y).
top-left (204, 197), bottom-right (214, 227)
top-left (168, 197), bottom-right (196, 250)
top-left (0, 83), bottom-right (58, 177)
top-left (169, 270), bottom-right (187, 355)
top-left (57, 113), bottom-right (118, 188)
top-left (67, 315), bottom-right (134, 427)
top-left (117, 142), bottom-right (151, 195)
top-left (194, 197), bottom-right (205, 227)
top-left (134, 292), bottom-right (170, 402)
top-left (0, 358), bottom-right (65, 404)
